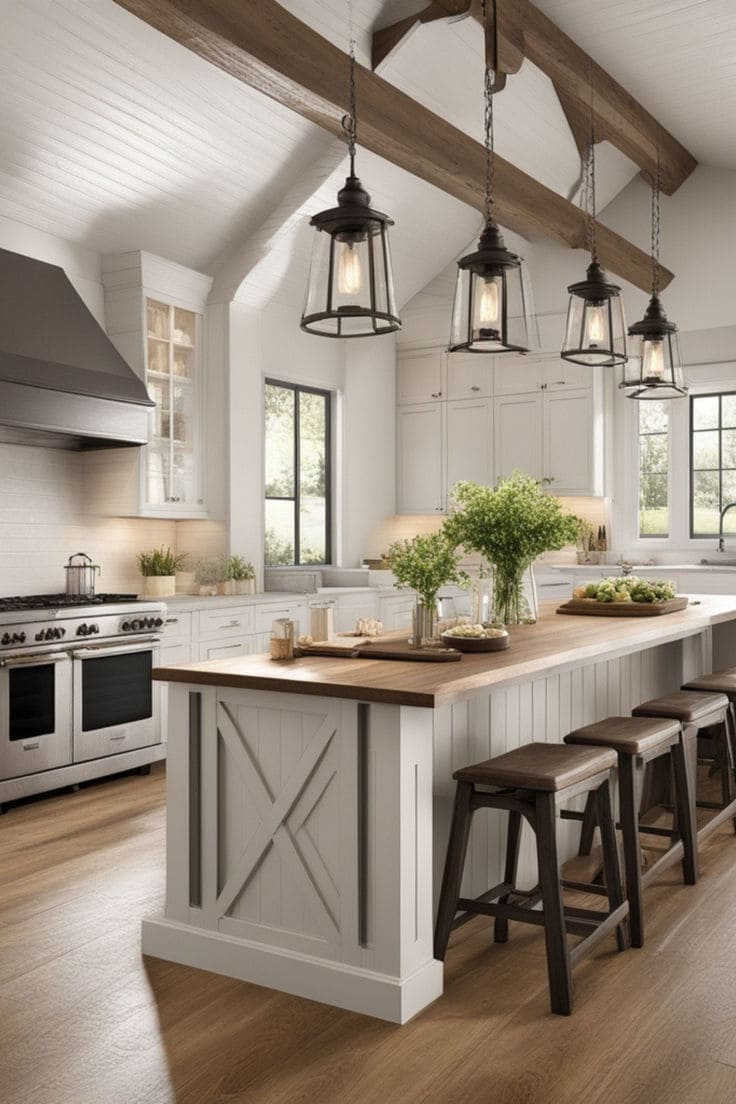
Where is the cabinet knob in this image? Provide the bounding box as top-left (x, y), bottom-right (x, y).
top-left (471, 386), bottom-right (480, 392)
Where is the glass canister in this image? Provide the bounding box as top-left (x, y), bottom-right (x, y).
top-left (270, 618), bottom-right (296, 660)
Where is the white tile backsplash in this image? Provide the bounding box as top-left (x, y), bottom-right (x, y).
top-left (0, 442), bottom-right (226, 595)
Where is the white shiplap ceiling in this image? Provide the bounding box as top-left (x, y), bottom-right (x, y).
top-left (0, 0), bottom-right (725, 311)
top-left (534, 0), bottom-right (736, 169)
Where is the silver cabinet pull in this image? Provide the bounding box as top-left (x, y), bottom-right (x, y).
top-left (471, 385), bottom-right (480, 392)
top-left (219, 620), bottom-right (241, 629)
top-left (23, 742), bottom-right (41, 751)
top-left (165, 617), bottom-right (179, 625)
top-left (110, 733), bottom-right (127, 741)
top-left (431, 391), bottom-right (442, 398)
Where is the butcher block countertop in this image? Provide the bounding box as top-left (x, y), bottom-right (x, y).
top-left (153, 596), bottom-right (736, 709)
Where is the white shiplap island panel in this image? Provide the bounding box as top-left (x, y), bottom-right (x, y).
top-left (145, 599), bottom-right (736, 1023)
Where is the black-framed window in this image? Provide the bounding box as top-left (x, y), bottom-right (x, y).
top-left (690, 392), bottom-right (736, 537)
top-left (264, 380), bottom-right (332, 566)
top-left (638, 400), bottom-right (670, 538)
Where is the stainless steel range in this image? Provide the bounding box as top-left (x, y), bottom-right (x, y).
top-left (0, 593), bottom-right (166, 811)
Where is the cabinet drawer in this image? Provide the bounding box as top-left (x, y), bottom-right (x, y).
top-left (199, 638), bottom-right (253, 663)
top-left (198, 605), bottom-right (254, 640)
top-left (160, 641), bottom-right (192, 666)
top-left (161, 611), bottom-right (192, 642)
top-left (254, 601), bottom-right (307, 634)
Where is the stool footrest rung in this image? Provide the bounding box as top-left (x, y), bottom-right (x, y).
top-left (454, 894), bottom-right (624, 943)
top-left (560, 810), bottom-right (586, 822)
top-left (560, 879), bottom-right (609, 896)
top-left (569, 902), bottom-right (630, 967)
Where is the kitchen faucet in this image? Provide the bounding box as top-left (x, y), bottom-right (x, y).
top-left (717, 502), bottom-right (736, 552)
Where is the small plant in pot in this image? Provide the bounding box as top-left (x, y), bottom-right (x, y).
top-left (194, 557), bottom-right (226, 597)
top-left (138, 547), bottom-right (188, 598)
top-left (386, 531), bottom-right (467, 647)
top-left (228, 554), bottom-right (256, 595)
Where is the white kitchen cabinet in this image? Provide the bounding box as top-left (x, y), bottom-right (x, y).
top-left (494, 358), bottom-right (593, 396)
top-left (199, 638), bottom-right (253, 662)
top-left (495, 379), bottom-right (603, 495)
top-left (397, 402), bottom-right (445, 514)
top-left (378, 593), bottom-right (416, 631)
top-left (397, 348), bottom-right (445, 405)
top-left (446, 398), bottom-right (493, 491)
top-left (311, 593), bottom-right (379, 636)
top-left (86, 251), bottom-right (214, 519)
top-left (445, 353), bottom-right (493, 400)
top-left (494, 393), bottom-right (544, 482)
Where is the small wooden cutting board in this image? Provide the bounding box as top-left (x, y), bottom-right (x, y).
top-left (557, 596), bottom-right (689, 617)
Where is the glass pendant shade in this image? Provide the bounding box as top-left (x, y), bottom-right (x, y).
top-left (449, 222), bottom-right (535, 354)
top-left (301, 175), bottom-right (400, 338)
top-left (561, 261), bottom-right (627, 366)
top-left (620, 294), bottom-right (687, 400)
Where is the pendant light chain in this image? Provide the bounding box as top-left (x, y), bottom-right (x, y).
top-left (481, 0), bottom-right (496, 225)
top-left (342, 0), bottom-right (357, 177)
top-left (651, 146), bottom-right (661, 297)
top-left (584, 60), bottom-right (598, 262)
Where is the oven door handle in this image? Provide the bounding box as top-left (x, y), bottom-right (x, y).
top-left (0, 652), bottom-right (70, 668)
top-left (71, 637), bottom-right (160, 658)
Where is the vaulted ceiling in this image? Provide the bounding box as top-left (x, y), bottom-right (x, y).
top-left (0, 0), bottom-right (727, 312)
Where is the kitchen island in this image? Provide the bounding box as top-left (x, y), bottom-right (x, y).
top-left (146, 597), bottom-right (736, 1023)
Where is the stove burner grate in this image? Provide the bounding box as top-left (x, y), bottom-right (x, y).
top-left (0, 593), bottom-right (140, 613)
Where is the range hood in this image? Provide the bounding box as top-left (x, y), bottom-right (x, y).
top-left (0, 247), bottom-right (154, 449)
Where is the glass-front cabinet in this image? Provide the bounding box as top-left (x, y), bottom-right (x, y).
top-left (92, 251), bottom-right (214, 520)
top-left (145, 298), bottom-right (202, 511)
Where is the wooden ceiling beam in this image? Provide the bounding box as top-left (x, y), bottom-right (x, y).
top-left (374, 0), bottom-right (696, 195)
top-left (112, 0), bottom-right (670, 292)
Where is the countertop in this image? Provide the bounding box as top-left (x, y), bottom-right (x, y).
top-left (153, 595), bottom-right (736, 709)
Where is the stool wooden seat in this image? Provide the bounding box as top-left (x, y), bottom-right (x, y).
top-left (633, 690), bottom-right (736, 843)
top-left (434, 742), bottom-right (630, 1016)
top-left (682, 672), bottom-right (736, 781)
top-left (565, 715), bottom-right (696, 948)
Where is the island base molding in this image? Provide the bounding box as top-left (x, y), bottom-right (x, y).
top-left (141, 918), bottom-right (443, 1024)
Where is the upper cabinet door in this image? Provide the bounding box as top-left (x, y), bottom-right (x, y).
top-left (446, 353), bottom-right (493, 400)
top-left (494, 394), bottom-right (543, 483)
top-left (543, 388), bottom-right (600, 494)
top-left (397, 403), bottom-right (445, 514)
top-left (446, 398), bottom-right (493, 494)
top-left (542, 360), bottom-right (594, 390)
top-left (397, 349), bottom-right (445, 404)
top-left (494, 360), bottom-right (542, 395)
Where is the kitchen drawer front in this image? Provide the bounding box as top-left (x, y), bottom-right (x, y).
top-left (254, 601), bottom-right (308, 635)
top-left (198, 605), bottom-right (255, 640)
top-left (160, 641), bottom-right (192, 667)
top-left (161, 611), bottom-right (193, 642)
top-left (378, 595), bottom-right (416, 631)
top-left (199, 637), bottom-right (253, 663)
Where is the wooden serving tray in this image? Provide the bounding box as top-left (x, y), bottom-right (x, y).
top-left (296, 639), bottom-right (462, 662)
top-left (557, 596), bottom-right (689, 618)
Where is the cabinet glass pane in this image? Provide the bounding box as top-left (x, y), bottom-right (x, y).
top-left (172, 381), bottom-right (193, 446)
top-left (173, 308), bottom-right (196, 347)
top-left (173, 346), bottom-right (193, 379)
top-left (146, 444), bottom-right (169, 505)
top-left (147, 300), bottom-right (170, 339)
top-left (171, 447), bottom-right (195, 504)
top-left (148, 337), bottom-right (168, 374)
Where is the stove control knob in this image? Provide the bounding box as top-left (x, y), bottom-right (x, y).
top-left (1, 634), bottom-right (9, 646)
top-left (12, 633), bottom-right (26, 644)
top-left (90, 624), bottom-right (99, 634)
top-left (154, 617), bottom-right (163, 628)
top-left (36, 631), bottom-right (45, 642)
top-left (77, 624), bottom-right (88, 636)
top-left (131, 620), bottom-right (142, 631)
top-left (20, 633), bottom-right (26, 643)
top-left (59, 628), bottom-right (66, 637)
top-left (45, 628), bottom-right (54, 641)
top-left (122, 621), bottom-right (131, 632)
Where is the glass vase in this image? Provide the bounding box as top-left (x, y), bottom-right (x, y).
top-left (410, 600), bottom-right (438, 648)
top-left (492, 565), bottom-right (538, 625)
top-left (469, 574), bottom-right (493, 625)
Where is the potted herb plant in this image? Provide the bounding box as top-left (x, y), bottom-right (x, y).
top-left (137, 546), bottom-right (188, 598)
top-left (446, 473), bottom-right (579, 625)
top-left (194, 557), bottom-right (226, 597)
top-left (228, 554), bottom-right (256, 595)
top-left (386, 531), bottom-right (467, 646)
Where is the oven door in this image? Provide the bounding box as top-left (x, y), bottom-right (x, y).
top-left (0, 652), bottom-right (73, 780)
top-left (72, 638), bottom-right (162, 763)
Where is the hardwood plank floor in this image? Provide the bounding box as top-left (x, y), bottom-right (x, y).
top-left (2, 764), bottom-right (736, 1104)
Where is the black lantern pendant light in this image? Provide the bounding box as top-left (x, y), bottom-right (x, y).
top-left (301, 4), bottom-right (400, 339)
top-left (620, 152), bottom-right (687, 400)
top-left (561, 72), bottom-right (627, 367)
top-left (449, 0), bottom-right (534, 354)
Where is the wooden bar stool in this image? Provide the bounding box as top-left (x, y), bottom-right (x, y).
top-left (682, 670), bottom-right (736, 782)
top-left (564, 716), bottom-right (697, 948)
top-left (434, 742), bottom-right (630, 1016)
top-left (632, 690), bottom-right (736, 844)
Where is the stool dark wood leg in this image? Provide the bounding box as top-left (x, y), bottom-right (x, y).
top-left (595, 777), bottom-right (629, 952)
top-left (434, 781), bottom-right (474, 961)
top-left (494, 810), bottom-right (522, 944)
top-left (534, 791), bottom-right (573, 1016)
top-left (671, 737), bottom-right (699, 884)
top-left (577, 791), bottom-right (598, 856)
top-left (618, 755), bottom-right (644, 947)
top-left (718, 717), bottom-right (736, 834)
